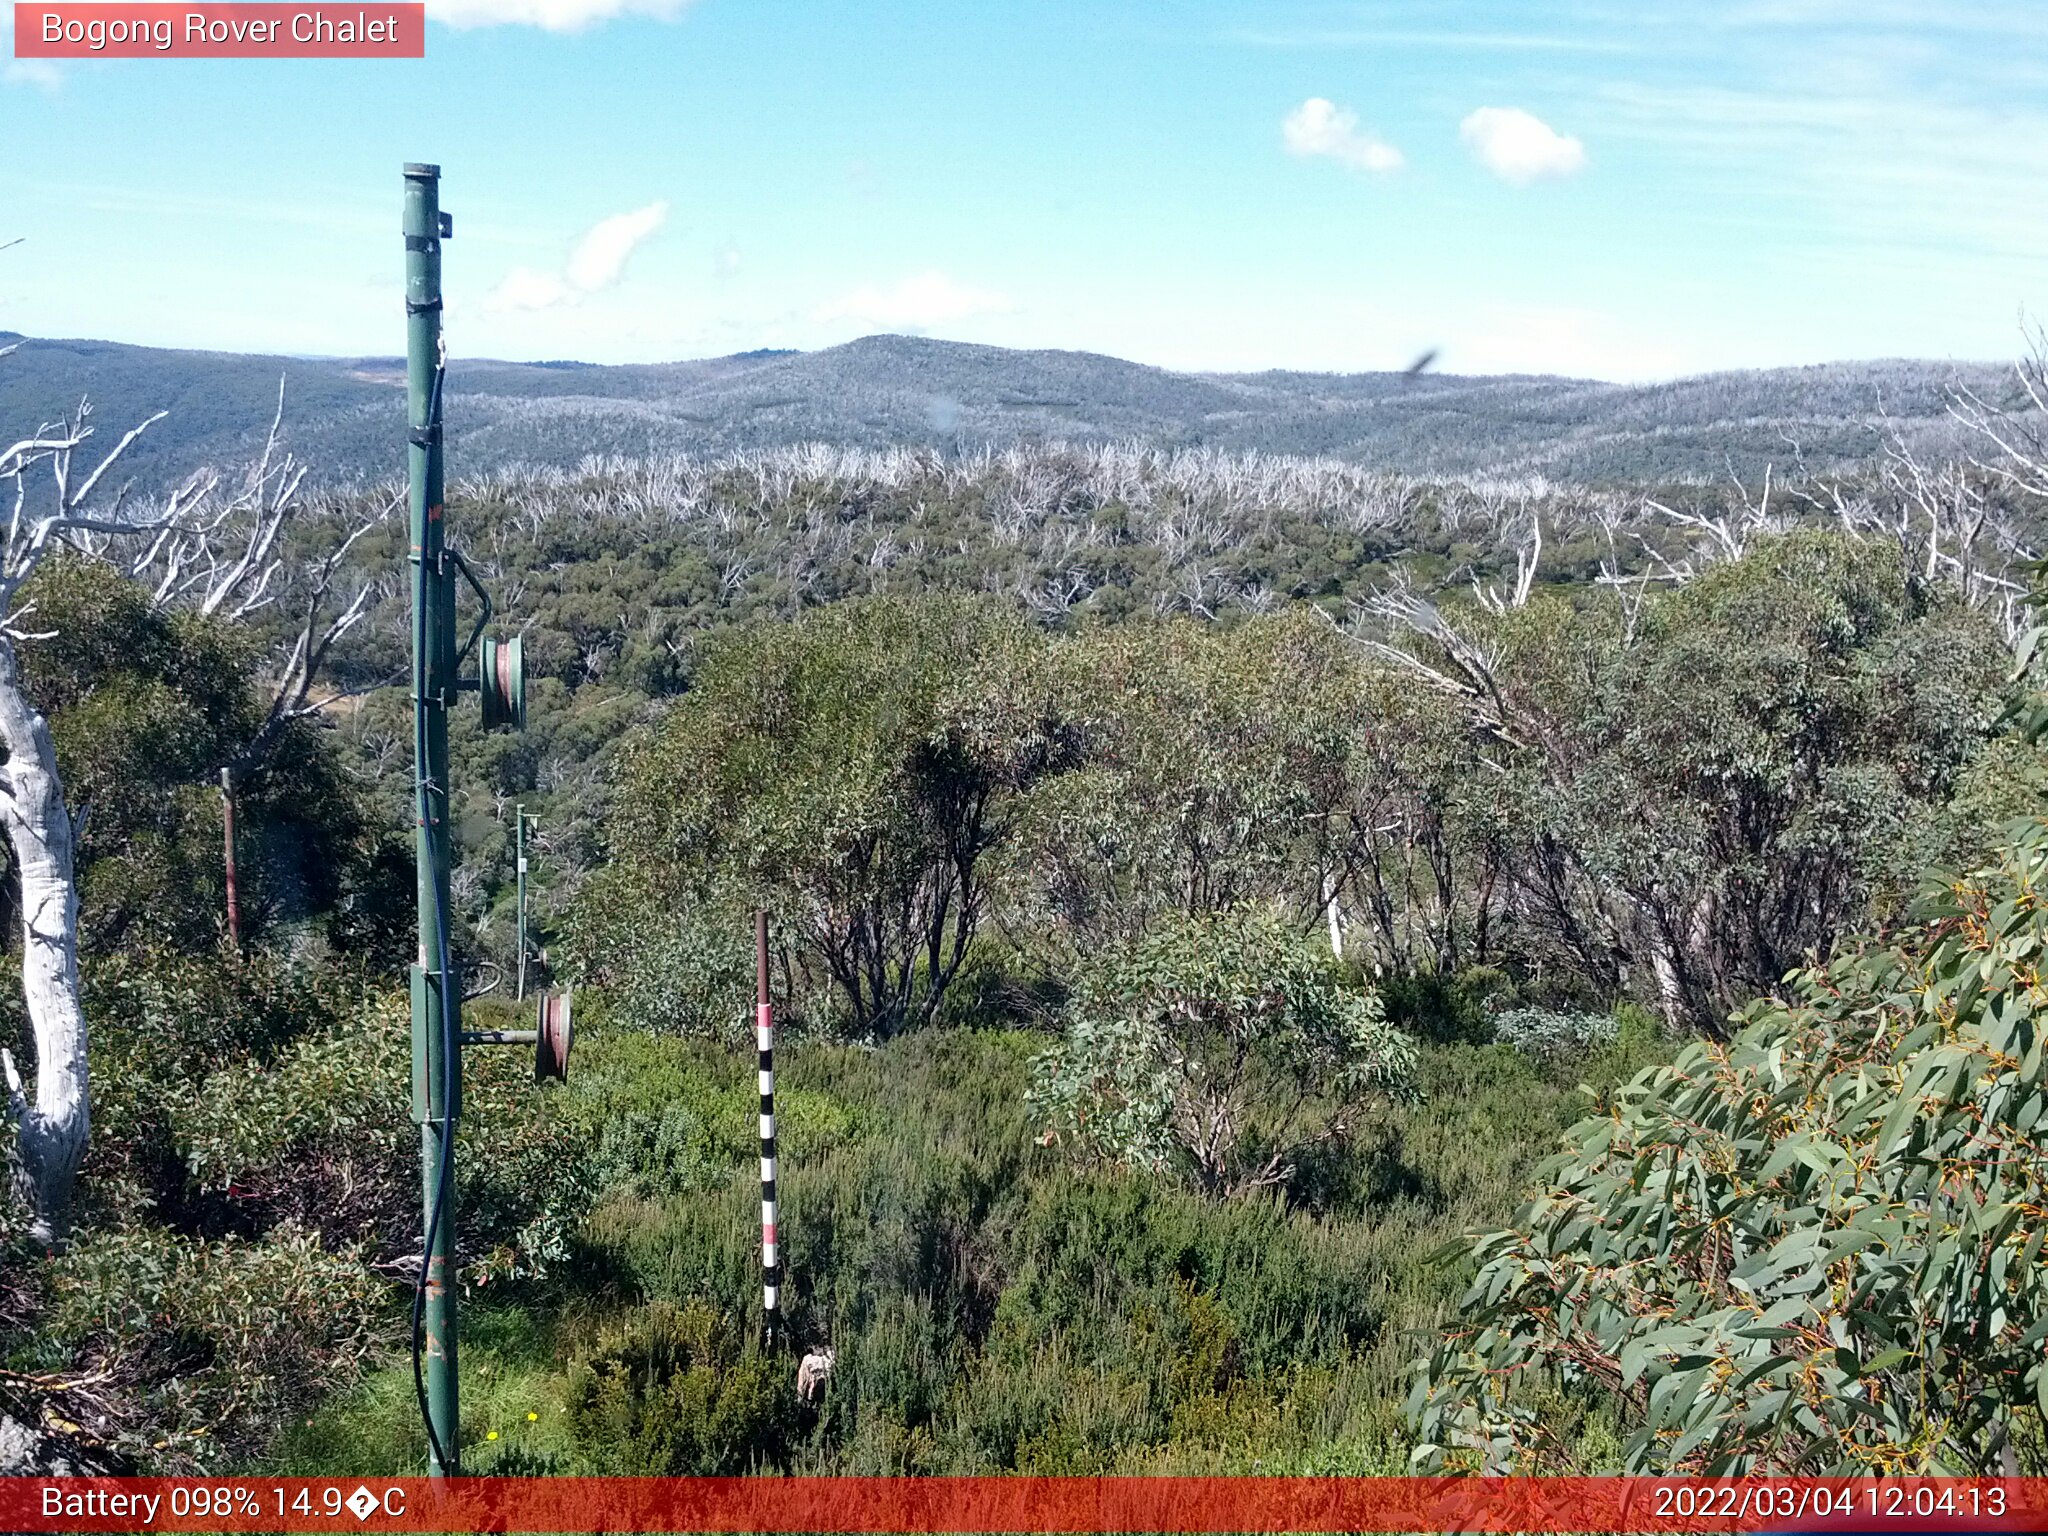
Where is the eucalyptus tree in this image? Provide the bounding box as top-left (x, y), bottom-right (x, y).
top-left (986, 614), bottom-right (1360, 963)
top-left (1410, 816), bottom-right (2048, 1474)
top-left (581, 594), bottom-right (1056, 1038)
top-left (1357, 532), bottom-right (2007, 1029)
top-left (1028, 905), bottom-right (1418, 1198)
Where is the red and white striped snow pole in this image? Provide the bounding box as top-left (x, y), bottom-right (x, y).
top-left (756, 909), bottom-right (780, 1346)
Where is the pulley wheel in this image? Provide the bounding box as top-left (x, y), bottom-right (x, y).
top-left (480, 634), bottom-right (526, 731)
top-left (535, 987), bottom-right (573, 1082)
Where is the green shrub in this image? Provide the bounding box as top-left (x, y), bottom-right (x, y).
top-left (40, 1223), bottom-right (386, 1470)
top-left (1029, 907), bottom-right (1418, 1197)
top-left (1489, 1006), bottom-right (1617, 1062)
top-left (1410, 817), bottom-right (2048, 1474)
top-left (281, 1022), bottom-right (1677, 1477)
top-left (1377, 968), bottom-right (1511, 1047)
top-left (73, 949), bottom-right (348, 1230)
top-left (172, 994), bottom-right (596, 1282)
top-left (563, 1299), bottom-right (791, 1473)
top-left (563, 886), bottom-right (752, 1039)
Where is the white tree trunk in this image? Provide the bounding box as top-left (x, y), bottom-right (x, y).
top-left (0, 634), bottom-right (88, 1246)
top-left (1321, 869), bottom-right (1345, 960)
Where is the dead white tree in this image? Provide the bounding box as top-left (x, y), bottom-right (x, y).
top-left (1950, 327), bottom-right (2048, 506)
top-left (105, 384), bottom-right (398, 781)
top-left (1590, 498), bottom-right (1676, 646)
top-left (1474, 505), bottom-right (1542, 614)
top-left (0, 377), bottom-right (386, 1243)
top-left (0, 399), bottom-right (204, 1244)
top-left (1344, 577), bottom-right (1524, 752)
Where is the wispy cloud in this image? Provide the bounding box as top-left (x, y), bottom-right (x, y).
top-left (813, 271), bottom-right (1014, 332)
top-left (0, 10), bottom-right (64, 88)
top-left (1231, 28), bottom-right (1632, 54)
top-left (485, 199), bottom-right (668, 312)
top-left (565, 202), bottom-right (668, 291)
top-left (1452, 304), bottom-right (1685, 381)
top-left (1282, 98), bottom-right (1404, 173)
top-left (426, 0), bottom-right (691, 30)
top-left (484, 267), bottom-right (571, 313)
top-left (2, 59), bottom-right (63, 90)
top-left (1460, 107), bottom-right (1587, 183)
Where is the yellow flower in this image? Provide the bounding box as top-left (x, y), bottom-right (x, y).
top-left (526, 1413), bottom-right (539, 1422)
top-left (486, 1431), bottom-right (499, 1441)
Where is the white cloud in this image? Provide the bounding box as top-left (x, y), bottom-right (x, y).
top-left (426, 0), bottom-right (689, 30)
top-left (1, 59), bottom-right (62, 90)
top-left (1237, 28), bottom-right (1632, 54)
top-left (1450, 305), bottom-right (1684, 381)
top-left (0, 10), bottom-right (63, 88)
top-left (1460, 106), bottom-right (1587, 183)
top-left (484, 266), bottom-right (570, 313)
top-left (1282, 98), bottom-right (1404, 173)
top-left (482, 200), bottom-right (667, 313)
top-left (813, 271), bottom-right (1013, 332)
top-left (565, 200), bottom-right (668, 291)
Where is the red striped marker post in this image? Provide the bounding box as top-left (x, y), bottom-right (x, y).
top-left (756, 910), bottom-right (780, 1346)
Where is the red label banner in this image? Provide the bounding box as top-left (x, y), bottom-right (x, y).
top-left (12, 3), bottom-right (424, 57)
top-left (0, 1476), bottom-right (2041, 1533)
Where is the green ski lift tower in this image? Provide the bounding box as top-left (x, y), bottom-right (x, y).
top-left (403, 162), bottom-right (571, 1477)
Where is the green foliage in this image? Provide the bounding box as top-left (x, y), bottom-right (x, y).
top-left (576, 898), bottom-right (753, 1039)
top-left (989, 616), bottom-right (1358, 956)
top-left (1473, 532), bottom-right (2006, 1026)
top-left (563, 1299), bottom-right (792, 1474)
top-left (558, 1027), bottom-right (865, 1200)
top-left (302, 1019), bottom-right (1657, 1476)
top-left (0, 417), bottom-right (2028, 1483)
top-left (1377, 968), bottom-right (1515, 1047)
top-left (579, 595), bottom-right (1054, 1038)
top-left (540, 531), bottom-right (2011, 1049)
top-left (1029, 907), bottom-right (1418, 1197)
top-left (14, 557), bottom-right (386, 958)
top-left (38, 1222), bottom-right (385, 1469)
top-left (14, 973), bottom-right (595, 1471)
top-left (1410, 816), bottom-right (2048, 1474)
top-left (73, 949), bottom-right (348, 1229)
top-left (173, 994), bottom-right (595, 1283)
top-left (1488, 1006), bottom-right (1618, 1063)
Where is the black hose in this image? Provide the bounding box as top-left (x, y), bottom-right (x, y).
top-left (410, 357), bottom-right (458, 1476)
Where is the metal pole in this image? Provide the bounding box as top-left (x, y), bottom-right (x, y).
top-left (757, 910), bottom-right (779, 1347)
top-left (219, 767), bottom-right (240, 951)
top-left (515, 805), bottom-right (527, 1002)
top-left (404, 161), bottom-right (461, 1478)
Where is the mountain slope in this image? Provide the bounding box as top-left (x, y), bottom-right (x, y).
top-left (0, 331), bottom-right (2008, 490)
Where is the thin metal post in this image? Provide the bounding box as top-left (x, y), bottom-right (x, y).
top-left (219, 767), bottom-right (240, 951)
top-left (515, 805), bottom-right (527, 1002)
top-left (757, 910), bottom-right (779, 1347)
top-left (405, 160), bottom-right (461, 1479)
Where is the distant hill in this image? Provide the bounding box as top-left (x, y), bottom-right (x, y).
top-left (0, 330), bottom-right (2013, 491)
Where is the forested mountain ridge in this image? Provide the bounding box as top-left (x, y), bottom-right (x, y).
top-left (0, 329), bottom-right (2010, 491)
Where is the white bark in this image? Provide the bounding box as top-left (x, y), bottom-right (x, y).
top-left (0, 633), bottom-right (87, 1245)
top-left (0, 393), bottom-right (181, 1246)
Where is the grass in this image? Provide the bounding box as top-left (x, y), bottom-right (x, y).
top-left (278, 1007), bottom-right (1670, 1476)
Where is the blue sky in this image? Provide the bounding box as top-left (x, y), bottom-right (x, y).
top-left (2, 0), bottom-right (2044, 380)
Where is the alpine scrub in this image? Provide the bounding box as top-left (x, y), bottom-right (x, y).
top-left (1410, 816), bottom-right (2048, 1475)
top-left (1029, 908), bottom-right (1419, 1198)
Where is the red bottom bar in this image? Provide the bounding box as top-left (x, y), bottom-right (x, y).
top-left (5, 1476), bottom-right (2044, 1534)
